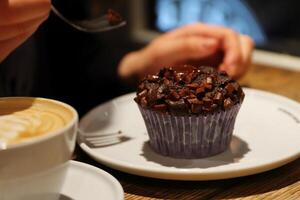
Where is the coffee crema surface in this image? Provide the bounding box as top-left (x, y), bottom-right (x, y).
top-left (0, 98), bottom-right (74, 145)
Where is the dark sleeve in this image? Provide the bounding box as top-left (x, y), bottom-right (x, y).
top-left (0, 36), bottom-right (38, 97)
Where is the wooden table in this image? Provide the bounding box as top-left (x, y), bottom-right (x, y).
top-left (75, 64), bottom-right (300, 200)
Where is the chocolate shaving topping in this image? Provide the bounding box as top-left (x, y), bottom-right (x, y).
top-left (196, 86), bottom-right (205, 95)
top-left (140, 97), bottom-right (147, 107)
top-left (224, 98), bottom-right (234, 109)
top-left (137, 89), bottom-right (147, 98)
top-left (153, 104), bottom-right (168, 111)
top-left (225, 83), bottom-right (235, 94)
top-left (135, 65), bottom-right (244, 115)
top-left (166, 99), bottom-right (188, 115)
top-left (107, 9), bottom-right (123, 26)
top-left (169, 91), bottom-right (180, 101)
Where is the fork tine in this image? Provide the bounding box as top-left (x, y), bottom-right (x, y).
top-left (79, 130), bottom-right (121, 137)
top-left (85, 131), bottom-right (122, 138)
top-left (80, 129), bottom-right (124, 147)
top-left (85, 134), bottom-right (121, 142)
top-left (88, 138), bottom-right (121, 145)
top-left (87, 137), bottom-right (122, 147)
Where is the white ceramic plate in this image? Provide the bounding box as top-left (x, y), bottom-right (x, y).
top-left (78, 88), bottom-right (300, 181)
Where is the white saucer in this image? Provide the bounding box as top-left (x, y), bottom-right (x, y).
top-left (78, 88), bottom-right (300, 181)
top-left (0, 161), bottom-right (124, 200)
top-left (60, 161), bottom-right (124, 200)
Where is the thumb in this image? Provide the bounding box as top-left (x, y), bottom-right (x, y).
top-left (0, 27), bottom-right (37, 62)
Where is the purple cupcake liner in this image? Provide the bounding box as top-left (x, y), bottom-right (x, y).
top-left (138, 104), bottom-right (242, 159)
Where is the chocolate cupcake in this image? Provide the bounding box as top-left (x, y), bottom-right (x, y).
top-left (135, 65), bottom-right (244, 158)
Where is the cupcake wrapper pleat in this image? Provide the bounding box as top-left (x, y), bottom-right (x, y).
top-left (138, 104), bottom-right (241, 159)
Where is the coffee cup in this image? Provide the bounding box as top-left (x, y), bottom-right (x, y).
top-left (0, 97), bottom-right (78, 198)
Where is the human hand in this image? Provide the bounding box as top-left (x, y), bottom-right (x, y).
top-left (118, 23), bottom-right (254, 80)
top-left (0, 0), bottom-right (51, 62)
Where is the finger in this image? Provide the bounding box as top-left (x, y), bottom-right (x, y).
top-left (165, 23), bottom-right (242, 67)
top-left (0, 14), bottom-right (48, 41)
top-left (0, 0), bottom-right (51, 25)
top-left (237, 35), bottom-right (254, 78)
top-left (119, 36), bottom-right (220, 78)
top-left (220, 35), bottom-right (254, 79)
top-left (219, 33), bottom-right (241, 77)
top-left (0, 27), bottom-right (37, 62)
top-left (222, 29), bottom-right (242, 69)
top-left (164, 23), bottom-right (229, 39)
top-left (148, 36), bottom-right (219, 68)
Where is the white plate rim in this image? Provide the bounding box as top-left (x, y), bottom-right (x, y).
top-left (78, 88), bottom-right (300, 180)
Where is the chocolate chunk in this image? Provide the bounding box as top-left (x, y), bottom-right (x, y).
top-left (219, 74), bottom-right (231, 85)
top-left (213, 92), bottom-right (223, 103)
top-left (169, 91), bottom-right (180, 101)
top-left (211, 103), bottom-right (218, 110)
top-left (157, 93), bottom-right (165, 99)
top-left (187, 98), bottom-right (204, 113)
top-left (138, 82), bottom-right (145, 91)
top-left (224, 98), bottom-right (234, 108)
top-left (147, 75), bottom-right (159, 82)
top-left (231, 82), bottom-right (240, 91)
top-left (140, 97), bottom-right (148, 107)
top-left (166, 99), bottom-right (188, 114)
top-left (206, 77), bottom-right (213, 84)
top-left (186, 83), bottom-right (199, 89)
top-left (158, 84), bottom-right (167, 94)
top-left (204, 82), bottom-right (212, 90)
top-left (196, 85), bottom-right (205, 95)
top-left (188, 93), bottom-right (197, 99)
top-left (202, 67), bottom-right (215, 74)
top-left (147, 89), bottom-right (159, 105)
top-left (203, 97), bottom-right (213, 106)
top-left (191, 103), bottom-right (202, 113)
top-left (178, 88), bottom-right (190, 97)
top-left (145, 82), bottom-right (159, 90)
top-left (183, 72), bottom-right (195, 83)
top-left (137, 89), bottom-right (147, 98)
top-left (187, 98), bottom-right (201, 105)
top-left (205, 92), bottom-right (214, 99)
top-left (159, 68), bottom-right (174, 79)
top-left (163, 78), bottom-right (171, 86)
top-left (153, 104), bottom-right (167, 111)
top-left (225, 83), bottom-right (235, 94)
top-left (175, 73), bottom-right (184, 83)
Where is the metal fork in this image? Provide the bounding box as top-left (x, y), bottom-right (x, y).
top-left (79, 130), bottom-right (124, 147)
top-left (51, 5), bottom-right (126, 33)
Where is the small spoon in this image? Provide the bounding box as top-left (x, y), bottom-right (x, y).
top-left (51, 6), bottom-right (126, 33)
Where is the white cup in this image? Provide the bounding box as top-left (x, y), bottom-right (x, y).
top-left (0, 97), bottom-right (78, 199)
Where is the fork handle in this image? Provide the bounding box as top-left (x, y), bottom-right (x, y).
top-left (51, 5), bottom-right (87, 32)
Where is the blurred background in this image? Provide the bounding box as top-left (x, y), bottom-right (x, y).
top-left (128, 0), bottom-right (300, 54)
top-left (127, 0), bottom-right (300, 62)
top-left (87, 0), bottom-right (300, 73)
top-left (2, 0), bottom-right (300, 116)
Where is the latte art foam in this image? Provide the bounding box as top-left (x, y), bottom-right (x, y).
top-left (0, 98), bottom-right (73, 145)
